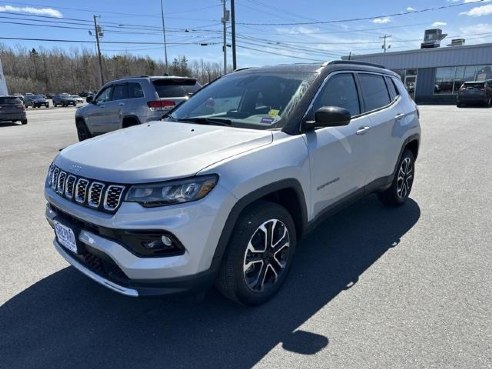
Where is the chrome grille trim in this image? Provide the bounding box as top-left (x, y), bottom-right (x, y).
top-left (88, 182), bottom-right (105, 208)
top-left (48, 165), bottom-right (126, 213)
top-left (75, 178), bottom-right (89, 204)
top-left (65, 175), bottom-right (77, 199)
top-left (51, 168), bottom-right (60, 190)
top-left (57, 171), bottom-right (67, 194)
top-left (104, 185), bottom-right (125, 211)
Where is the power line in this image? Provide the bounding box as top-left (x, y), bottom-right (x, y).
top-left (236, 0), bottom-right (487, 26)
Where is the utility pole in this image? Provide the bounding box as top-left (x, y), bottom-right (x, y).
top-left (380, 34), bottom-right (391, 53)
top-left (93, 15), bottom-right (104, 85)
top-left (221, 0), bottom-right (229, 75)
top-left (160, 0), bottom-right (168, 74)
top-left (231, 0), bottom-right (236, 70)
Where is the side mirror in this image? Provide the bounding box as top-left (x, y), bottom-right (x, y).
top-left (304, 106), bottom-right (351, 131)
top-left (86, 95), bottom-right (94, 103)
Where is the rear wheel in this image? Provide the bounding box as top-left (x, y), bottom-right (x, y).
top-left (378, 149), bottom-right (415, 206)
top-left (122, 118), bottom-right (140, 128)
top-left (216, 201), bottom-right (296, 305)
top-left (21, 119), bottom-right (28, 125)
top-left (76, 120), bottom-right (92, 141)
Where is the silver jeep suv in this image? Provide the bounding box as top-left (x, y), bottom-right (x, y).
top-left (75, 75), bottom-right (201, 141)
top-left (45, 61), bottom-right (420, 305)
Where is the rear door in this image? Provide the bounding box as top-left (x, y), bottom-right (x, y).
top-left (357, 73), bottom-right (411, 183)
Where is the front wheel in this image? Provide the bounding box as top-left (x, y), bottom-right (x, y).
top-left (21, 119), bottom-right (28, 125)
top-left (216, 201), bottom-right (296, 305)
top-left (378, 149), bottom-right (415, 206)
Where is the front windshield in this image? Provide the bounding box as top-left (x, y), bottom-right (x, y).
top-left (168, 70), bottom-right (316, 130)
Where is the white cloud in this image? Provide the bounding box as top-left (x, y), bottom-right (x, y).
top-left (372, 17), bottom-right (391, 24)
top-left (0, 5), bottom-right (62, 18)
top-left (276, 26), bottom-right (320, 35)
top-left (460, 22), bottom-right (492, 34)
top-left (464, 0), bottom-right (490, 3)
top-left (432, 21), bottom-right (448, 26)
top-left (406, 7), bottom-right (416, 11)
top-left (460, 4), bottom-right (492, 16)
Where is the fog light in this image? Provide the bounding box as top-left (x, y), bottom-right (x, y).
top-left (143, 239), bottom-right (163, 249)
top-left (161, 235), bottom-right (173, 247)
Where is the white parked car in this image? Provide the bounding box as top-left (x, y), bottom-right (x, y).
top-left (45, 61), bottom-right (421, 305)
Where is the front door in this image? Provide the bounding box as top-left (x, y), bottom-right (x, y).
top-left (304, 72), bottom-right (371, 218)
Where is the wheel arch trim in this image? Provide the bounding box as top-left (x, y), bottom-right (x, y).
top-left (210, 179), bottom-right (308, 272)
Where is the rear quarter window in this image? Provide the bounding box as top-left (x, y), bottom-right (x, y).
top-left (385, 76), bottom-right (400, 101)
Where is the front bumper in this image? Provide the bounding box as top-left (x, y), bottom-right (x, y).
top-left (45, 183), bottom-right (236, 296)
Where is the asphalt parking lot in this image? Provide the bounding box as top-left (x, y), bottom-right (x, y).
top-left (0, 105), bottom-right (491, 369)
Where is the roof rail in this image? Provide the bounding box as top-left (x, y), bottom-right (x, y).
top-left (233, 67), bottom-right (252, 72)
top-left (328, 60), bottom-right (386, 69)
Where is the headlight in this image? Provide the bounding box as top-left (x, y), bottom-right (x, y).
top-left (125, 175), bottom-right (218, 207)
top-left (46, 162), bottom-right (55, 187)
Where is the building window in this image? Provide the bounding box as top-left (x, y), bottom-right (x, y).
top-left (435, 65), bottom-right (492, 95)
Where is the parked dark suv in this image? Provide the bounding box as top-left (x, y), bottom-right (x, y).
top-left (457, 80), bottom-right (492, 107)
top-left (0, 96), bottom-right (27, 124)
top-left (75, 75), bottom-right (201, 141)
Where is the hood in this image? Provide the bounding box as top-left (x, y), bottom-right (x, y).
top-left (55, 121), bottom-right (272, 183)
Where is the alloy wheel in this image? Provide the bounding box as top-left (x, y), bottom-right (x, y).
top-left (243, 219), bottom-right (290, 292)
top-left (396, 157), bottom-right (413, 199)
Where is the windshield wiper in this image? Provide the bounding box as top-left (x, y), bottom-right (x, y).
top-left (177, 117), bottom-right (232, 126)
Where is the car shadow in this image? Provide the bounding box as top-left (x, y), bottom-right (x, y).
top-left (0, 195), bottom-right (420, 369)
top-left (0, 122), bottom-right (23, 128)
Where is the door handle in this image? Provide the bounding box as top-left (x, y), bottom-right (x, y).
top-left (395, 113), bottom-right (405, 120)
top-left (356, 126), bottom-right (370, 135)
top-left (119, 103), bottom-right (125, 106)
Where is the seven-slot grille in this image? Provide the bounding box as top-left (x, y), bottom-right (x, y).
top-left (47, 164), bottom-right (126, 213)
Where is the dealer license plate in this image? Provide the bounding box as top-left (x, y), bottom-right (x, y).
top-left (54, 221), bottom-right (78, 254)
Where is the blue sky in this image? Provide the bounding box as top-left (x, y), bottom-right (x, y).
top-left (0, 0), bottom-right (491, 67)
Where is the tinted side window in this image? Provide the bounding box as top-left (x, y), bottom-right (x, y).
top-left (111, 84), bottom-right (128, 101)
top-left (359, 74), bottom-right (391, 112)
top-left (312, 73), bottom-right (360, 116)
top-left (95, 86), bottom-right (112, 103)
top-left (128, 82), bottom-right (144, 98)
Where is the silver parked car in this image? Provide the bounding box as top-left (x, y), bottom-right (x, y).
top-left (75, 75), bottom-right (201, 141)
top-left (45, 61), bottom-right (420, 305)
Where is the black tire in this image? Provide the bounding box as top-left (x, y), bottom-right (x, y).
top-left (122, 118), bottom-right (140, 128)
top-left (378, 149), bottom-right (415, 206)
top-left (76, 120), bottom-right (92, 141)
top-left (21, 119), bottom-right (28, 125)
top-left (216, 201), bottom-right (296, 305)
